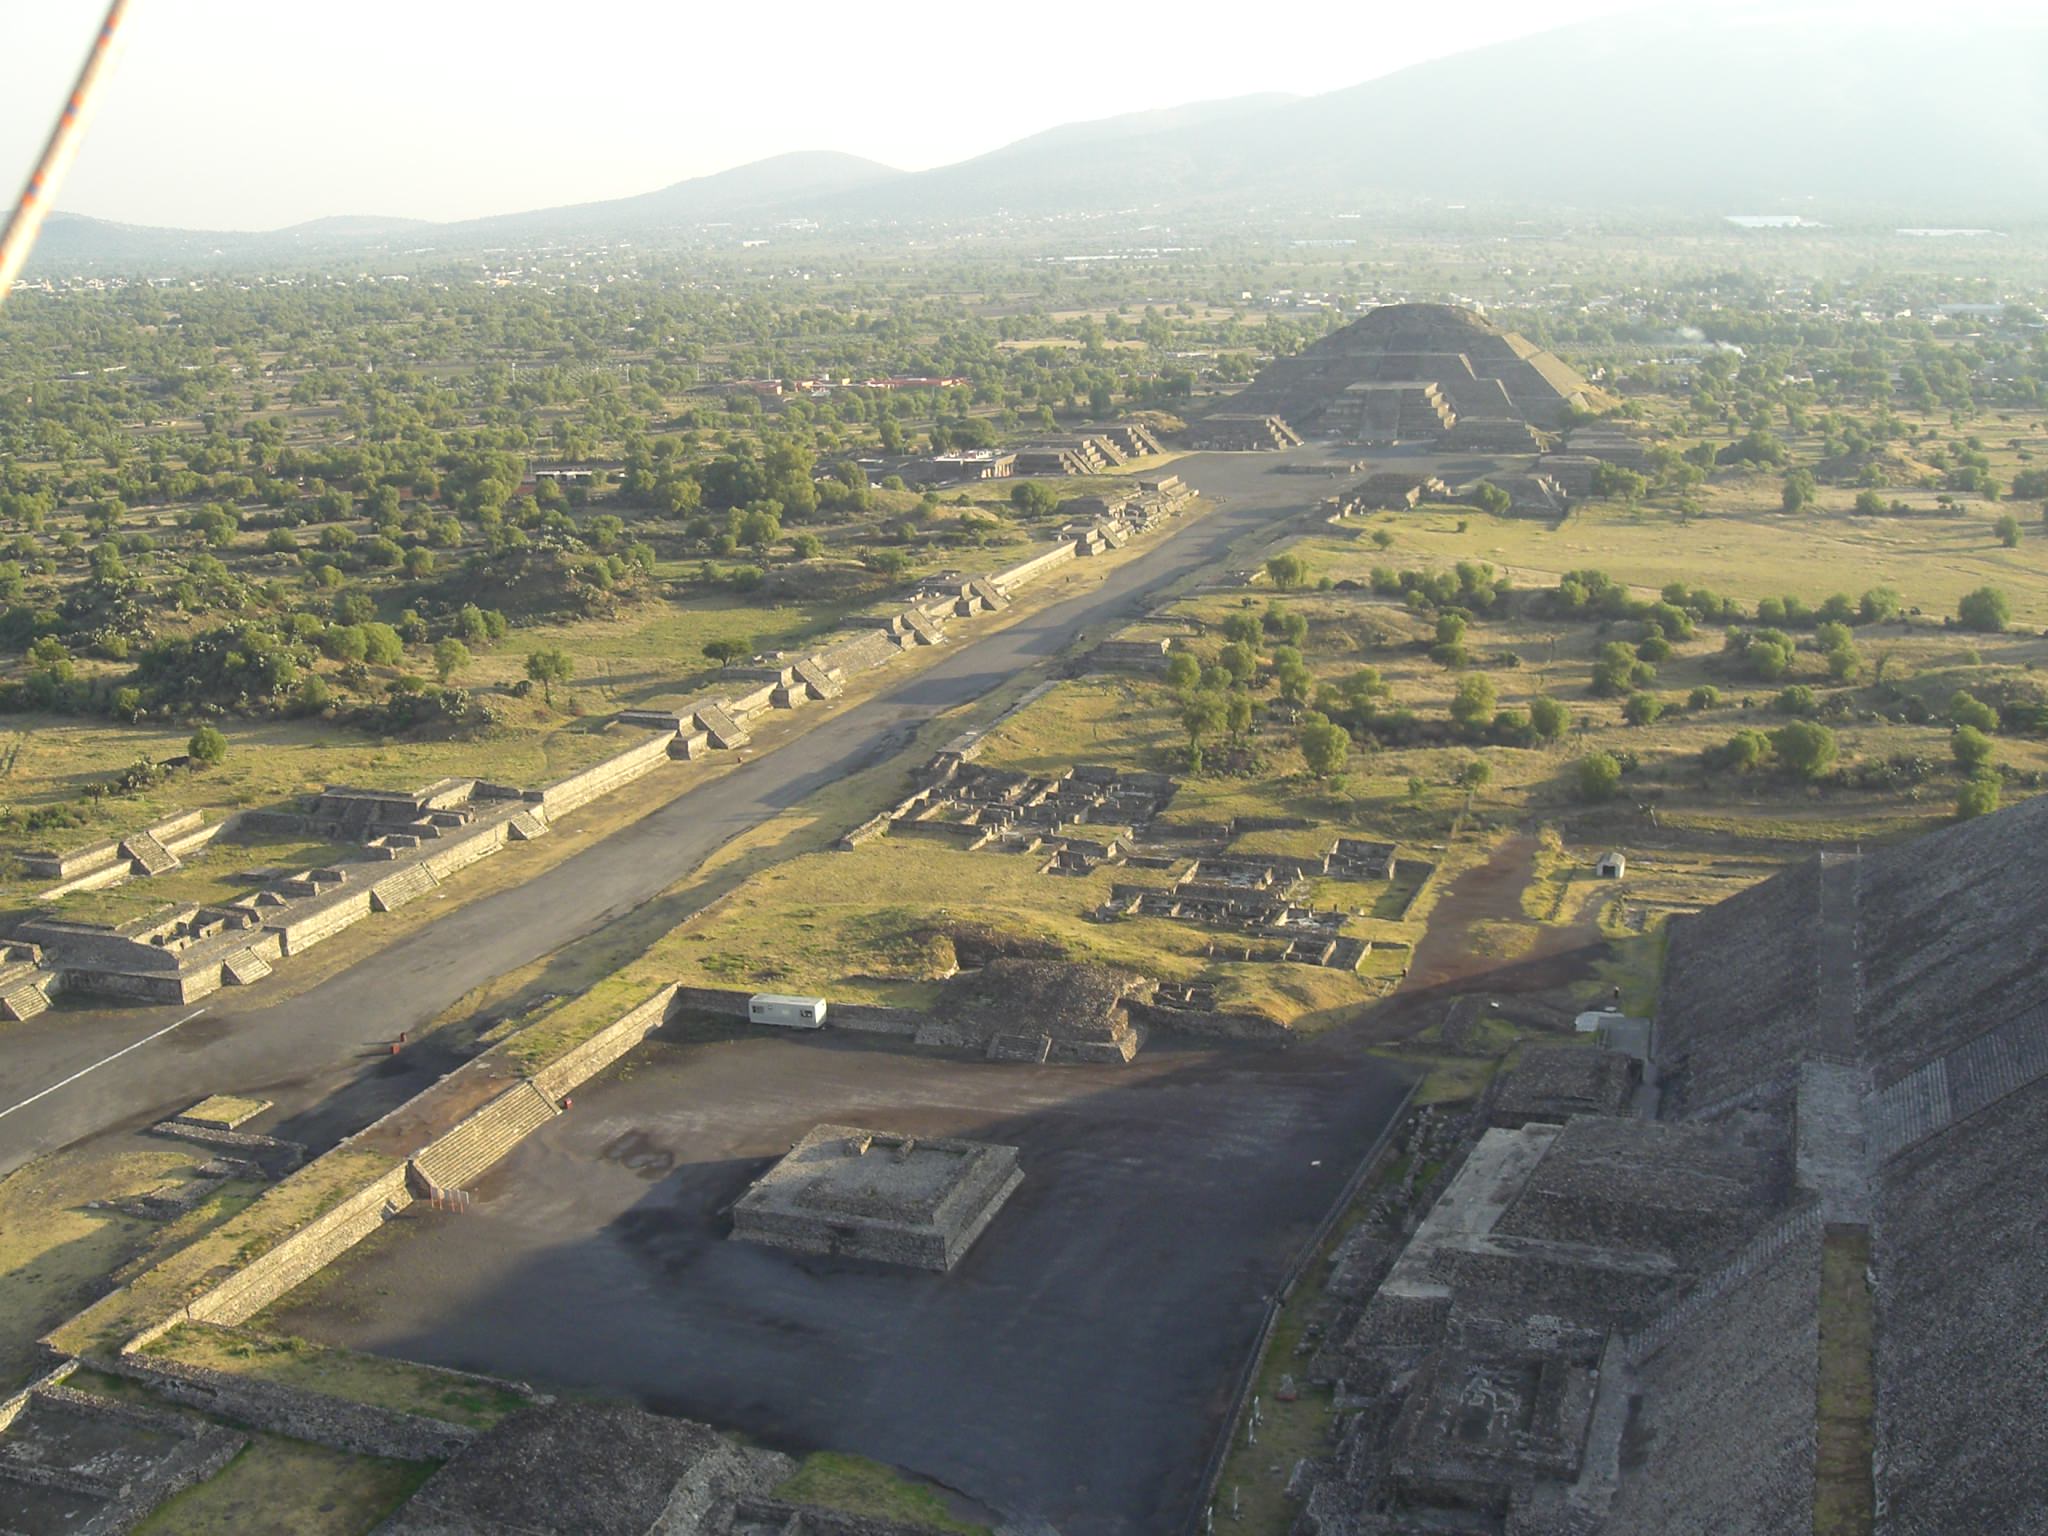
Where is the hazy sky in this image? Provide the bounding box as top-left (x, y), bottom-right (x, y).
top-left (0, 0), bottom-right (2033, 231)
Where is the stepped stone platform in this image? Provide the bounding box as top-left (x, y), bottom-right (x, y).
top-left (731, 1125), bottom-right (1023, 1271)
top-left (1185, 413), bottom-right (1302, 451)
top-left (1220, 302), bottom-right (1603, 447)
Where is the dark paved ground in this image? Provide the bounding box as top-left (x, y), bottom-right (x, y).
top-left (266, 1026), bottom-right (1412, 1535)
top-left (0, 450), bottom-right (1331, 1180)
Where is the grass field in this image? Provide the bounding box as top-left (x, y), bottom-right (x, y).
top-left (1317, 487), bottom-right (2048, 626)
top-left (773, 1452), bottom-right (993, 1534)
top-left (0, 1148), bottom-right (192, 1391)
top-left (133, 1437), bottom-right (435, 1536)
top-left (140, 1323), bottom-right (529, 1429)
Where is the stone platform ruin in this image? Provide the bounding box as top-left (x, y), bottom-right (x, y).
top-left (730, 1125), bottom-right (1023, 1271)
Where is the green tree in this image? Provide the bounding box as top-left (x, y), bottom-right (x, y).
top-left (1952, 725), bottom-right (1996, 773)
top-left (1473, 481), bottom-right (1511, 517)
top-left (1217, 642), bottom-right (1256, 686)
top-left (1165, 651), bottom-right (1201, 692)
top-left (1221, 612), bottom-right (1263, 647)
top-left (1181, 690), bottom-right (1227, 765)
top-left (188, 725), bottom-right (227, 766)
top-left (1624, 692), bottom-right (1664, 726)
top-left (1265, 553), bottom-right (1309, 591)
top-left (432, 638), bottom-right (470, 683)
top-left (525, 647), bottom-right (575, 707)
top-left (361, 623), bottom-right (404, 666)
top-left (1958, 585), bottom-right (2011, 633)
top-left (1714, 728), bottom-right (1773, 773)
top-left (1957, 774), bottom-right (2002, 819)
top-left (1592, 641), bottom-right (1652, 696)
top-left (1529, 694), bottom-right (1570, 740)
top-left (1298, 713), bottom-right (1350, 778)
top-left (1771, 720), bottom-right (1839, 781)
top-left (1449, 674), bottom-right (1497, 731)
top-left (1010, 481), bottom-right (1061, 518)
top-left (1950, 691), bottom-right (1998, 731)
top-left (1995, 513), bottom-right (2023, 548)
top-left (1225, 690), bottom-right (1254, 741)
top-left (1576, 752), bottom-right (1622, 803)
top-left (702, 637), bottom-right (751, 668)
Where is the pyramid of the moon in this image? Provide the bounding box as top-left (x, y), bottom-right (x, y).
top-left (1221, 302), bottom-right (1603, 450)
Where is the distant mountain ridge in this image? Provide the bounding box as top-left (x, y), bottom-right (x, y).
top-left (27, 10), bottom-right (2048, 271)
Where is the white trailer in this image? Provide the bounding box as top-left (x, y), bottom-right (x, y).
top-left (749, 993), bottom-right (827, 1028)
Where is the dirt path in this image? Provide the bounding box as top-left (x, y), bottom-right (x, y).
top-left (1405, 833), bottom-right (1594, 990)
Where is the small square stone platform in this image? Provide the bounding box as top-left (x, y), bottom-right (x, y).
top-left (730, 1124), bottom-right (1022, 1271)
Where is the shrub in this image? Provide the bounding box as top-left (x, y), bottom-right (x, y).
top-left (1449, 674), bottom-right (1498, 731)
top-left (1773, 685), bottom-right (1818, 717)
top-left (1688, 686), bottom-right (1721, 711)
top-left (188, 725), bottom-right (227, 766)
top-left (1951, 691), bottom-right (1998, 731)
top-left (1623, 692), bottom-right (1663, 726)
top-left (1298, 714), bottom-right (1349, 778)
top-left (1951, 725), bottom-right (1996, 773)
top-left (1957, 585), bottom-right (2011, 633)
top-left (1266, 553), bottom-right (1309, 591)
top-left (1576, 752), bottom-right (1622, 802)
top-left (1957, 774), bottom-right (2002, 819)
top-left (1710, 728), bottom-right (1773, 773)
top-left (1770, 720), bottom-right (1839, 781)
top-left (1529, 694), bottom-right (1570, 740)
top-left (1591, 641), bottom-right (1652, 696)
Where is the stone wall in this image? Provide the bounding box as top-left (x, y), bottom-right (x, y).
top-left (671, 983), bottom-right (758, 1018)
top-left (418, 819), bottom-right (511, 882)
top-left (539, 730), bottom-right (677, 818)
top-left (184, 1163), bottom-right (414, 1327)
top-left (100, 1349), bottom-right (474, 1462)
top-left (531, 984), bottom-right (681, 1100)
top-left (726, 681), bottom-right (780, 719)
top-left (272, 887), bottom-right (373, 955)
top-left (828, 1002), bottom-right (924, 1037)
top-left (992, 543), bottom-right (1076, 593)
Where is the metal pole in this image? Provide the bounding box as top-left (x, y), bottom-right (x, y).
top-left (0, 0), bottom-right (134, 307)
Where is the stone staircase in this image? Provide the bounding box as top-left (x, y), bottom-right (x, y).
top-left (792, 657), bottom-right (842, 701)
top-left (221, 948), bottom-right (273, 986)
top-left (369, 863), bottom-right (441, 913)
top-left (408, 1081), bottom-right (558, 1197)
top-left (0, 974), bottom-right (52, 1021)
top-left (1623, 1203), bottom-right (1823, 1367)
top-left (696, 703), bottom-right (750, 750)
top-left (120, 830), bottom-right (180, 877)
top-left (898, 609), bottom-right (942, 645)
top-left (507, 809), bottom-right (549, 841)
top-left (1867, 996), bottom-right (2048, 1162)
